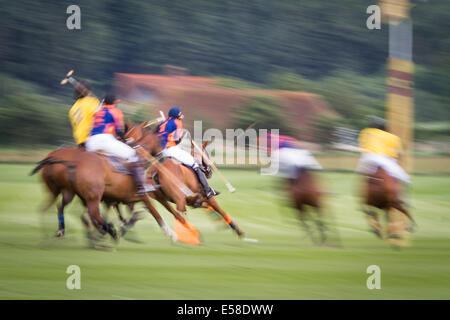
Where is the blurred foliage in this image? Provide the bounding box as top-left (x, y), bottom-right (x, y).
top-left (268, 70), bottom-right (385, 130)
top-left (310, 115), bottom-right (343, 145)
top-left (415, 122), bottom-right (450, 142)
top-left (0, 0), bottom-right (449, 146)
top-left (234, 95), bottom-right (293, 135)
top-left (214, 77), bottom-right (264, 90)
top-left (121, 103), bottom-right (151, 125)
top-left (0, 74), bottom-right (72, 146)
top-left (268, 71), bottom-right (317, 92)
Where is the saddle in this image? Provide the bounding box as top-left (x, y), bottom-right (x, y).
top-left (101, 154), bottom-right (133, 175)
top-left (90, 149), bottom-right (133, 175)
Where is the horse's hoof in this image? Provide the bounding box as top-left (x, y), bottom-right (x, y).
top-left (120, 226), bottom-right (127, 237)
top-left (170, 233), bottom-right (178, 243)
top-left (105, 223), bottom-right (119, 242)
top-left (93, 244), bottom-right (116, 252)
top-left (123, 231), bottom-right (144, 243)
top-left (55, 229), bottom-right (65, 238)
top-left (370, 229), bottom-right (382, 239)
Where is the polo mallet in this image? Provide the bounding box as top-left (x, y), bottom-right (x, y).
top-left (60, 70), bottom-right (74, 85)
top-left (191, 139), bottom-right (236, 193)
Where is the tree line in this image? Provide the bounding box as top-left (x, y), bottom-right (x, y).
top-left (1, 0), bottom-right (449, 146)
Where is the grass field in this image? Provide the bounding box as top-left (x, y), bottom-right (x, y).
top-left (0, 164), bottom-right (449, 299)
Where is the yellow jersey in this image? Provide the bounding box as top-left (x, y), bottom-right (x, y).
top-left (69, 96), bottom-right (100, 144)
top-left (359, 128), bottom-right (403, 159)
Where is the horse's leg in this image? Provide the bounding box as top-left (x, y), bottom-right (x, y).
top-left (312, 205), bottom-right (327, 245)
top-left (391, 201), bottom-right (416, 229)
top-left (297, 205), bottom-right (319, 244)
top-left (125, 203), bottom-right (144, 230)
top-left (206, 197), bottom-right (245, 237)
top-left (363, 206), bottom-right (383, 239)
top-left (79, 196), bottom-right (99, 243)
top-left (85, 198), bottom-right (118, 241)
top-left (112, 203), bottom-right (128, 224)
top-left (140, 195), bottom-right (178, 242)
top-left (55, 189), bottom-right (75, 237)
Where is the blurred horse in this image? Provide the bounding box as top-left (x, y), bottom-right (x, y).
top-left (31, 122), bottom-right (199, 245)
top-left (31, 145), bottom-right (139, 238)
top-left (126, 126), bottom-right (245, 238)
top-left (361, 167), bottom-right (415, 239)
top-left (285, 167), bottom-right (331, 245)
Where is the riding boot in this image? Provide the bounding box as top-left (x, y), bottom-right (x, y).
top-left (130, 162), bottom-right (155, 195)
top-left (193, 166), bottom-right (220, 199)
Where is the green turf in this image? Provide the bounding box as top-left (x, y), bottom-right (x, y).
top-left (0, 164), bottom-right (449, 299)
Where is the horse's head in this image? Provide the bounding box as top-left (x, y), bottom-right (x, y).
top-left (192, 138), bottom-right (213, 179)
top-left (125, 122), bottom-right (163, 158)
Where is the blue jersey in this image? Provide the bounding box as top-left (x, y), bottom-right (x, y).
top-left (90, 105), bottom-right (124, 136)
top-left (157, 117), bottom-right (183, 148)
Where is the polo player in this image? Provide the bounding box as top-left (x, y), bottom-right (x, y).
top-left (85, 93), bottom-right (154, 195)
top-left (68, 80), bottom-right (100, 148)
top-left (356, 116), bottom-right (410, 184)
top-left (267, 133), bottom-right (322, 178)
top-left (156, 107), bottom-right (219, 199)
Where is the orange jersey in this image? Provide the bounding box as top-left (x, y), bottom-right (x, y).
top-left (91, 105), bottom-right (124, 136)
top-left (157, 117), bottom-right (183, 148)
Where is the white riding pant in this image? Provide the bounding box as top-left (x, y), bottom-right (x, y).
top-left (356, 153), bottom-right (410, 183)
top-left (270, 147), bottom-right (322, 178)
top-left (85, 133), bottom-right (139, 162)
top-left (162, 145), bottom-right (198, 168)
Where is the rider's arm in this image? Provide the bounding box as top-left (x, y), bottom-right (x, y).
top-left (173, 119), bottom-right (183, 144)
top-left (112, 108), bottom-right (126, 140)
top-left (166, 119), bottom-right (183, 145)
top-left (358, 128), bottom-right (372, 153)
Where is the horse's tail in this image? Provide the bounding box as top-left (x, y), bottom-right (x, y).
top-left (29, 157), bottom-right (75, 176)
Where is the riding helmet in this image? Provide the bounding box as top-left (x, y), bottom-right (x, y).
top-left (103, 93), bottom-right (116, 105)
top-left (368, 115), bottom-right (386, 131)
top-left (168, 106), bottom-right (183, 119)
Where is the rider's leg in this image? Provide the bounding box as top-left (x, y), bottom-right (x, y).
top-left (193, 165), bottom-right (219, 198)
top-left (87, 134), bottom-right (154, 195)
top-left (129, 160), bottom-right (155, 195)
top-left (164, 146), bottom-right (219, 198)
top-left (380, 155), bottom-right (412, 206)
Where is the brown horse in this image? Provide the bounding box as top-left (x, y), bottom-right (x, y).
top-left (126, 126), bottom-right (245, 238)
top-left (31, 147), bottom-right (85, 235)
top-left (361, 167), bottom-right (415, 240)
top-left (284, 167), bottom-right (334, 245)
top-left (31, 146), bottom-right (139, 239)
top-left (32, 122), bottom-right (200, 245)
